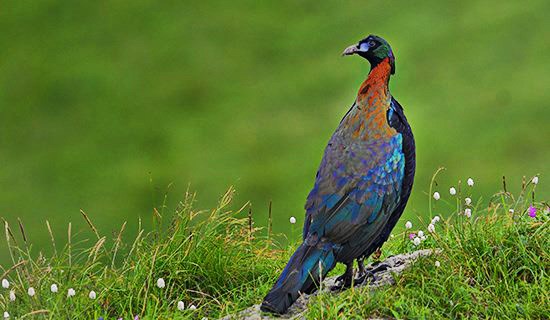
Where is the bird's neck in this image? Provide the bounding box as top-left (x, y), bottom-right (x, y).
top-left (357, 57), bottom-right (392, 103)
top-left (344, 58), bottom-right (396, 141)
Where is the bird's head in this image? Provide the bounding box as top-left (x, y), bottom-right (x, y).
top-left (342, 35), bottom-right (395, 74)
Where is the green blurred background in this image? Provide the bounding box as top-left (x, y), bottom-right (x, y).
top-left (1, 1), bottom-right (549, 264)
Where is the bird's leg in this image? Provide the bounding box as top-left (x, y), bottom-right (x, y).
top-left (357, 257), bottom-right (366, 276)
top-left (330, 261), bottom-right (353, 291)
top-left (354, 257), bottom-right (369, 285)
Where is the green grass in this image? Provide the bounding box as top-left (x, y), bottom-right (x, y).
top-left (0, 172), bottom-right (547, 319)
top-left (0, 188), bottom-right (286, 319)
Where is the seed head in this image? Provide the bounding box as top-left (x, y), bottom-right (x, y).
top-left (156, 278), bottom-right (166, 288)
top-left (177, 301), bottom-right (185, 311)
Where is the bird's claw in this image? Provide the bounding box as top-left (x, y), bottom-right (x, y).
top-left (354, 270), bottom-right (372, 285)
top-left (330, 273), bottom-right (353, 291)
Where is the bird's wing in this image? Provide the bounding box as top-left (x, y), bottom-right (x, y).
top-left (302, 108), bottom-right (405, 245)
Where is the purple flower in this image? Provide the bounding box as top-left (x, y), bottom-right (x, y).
top-left (409, 233), bottom-right (416, 240)
top-left (528, 206), bottom-right (536, 218)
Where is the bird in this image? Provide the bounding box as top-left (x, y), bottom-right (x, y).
top-left (260, 35), bottom-right (416, 314)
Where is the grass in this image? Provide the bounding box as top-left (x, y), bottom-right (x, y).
top-left (0, 188), bottom-right (287, 319)
top-left (0, 172), bottom-right (548, 319)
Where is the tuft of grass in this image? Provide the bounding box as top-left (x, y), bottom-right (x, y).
top-left (0, 187), bottom-right (289, 319)
top-left (0, 172), bottom-right (547, 319)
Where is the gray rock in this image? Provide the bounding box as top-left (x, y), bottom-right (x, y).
top-left (221, 249), bottom-right (436, 320)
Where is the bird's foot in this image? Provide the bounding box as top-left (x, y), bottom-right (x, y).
top-left (330, 273), bottom-right (353, 291)
top-left (353, 269), bottom-right (372, 285)
top-left (330, 263), bottom-right (353, 291)
top-left (355, 262), bottom-right (390, 285)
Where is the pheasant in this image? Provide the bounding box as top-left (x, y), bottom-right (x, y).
top-left (261, 35), bottom-right (416, 314)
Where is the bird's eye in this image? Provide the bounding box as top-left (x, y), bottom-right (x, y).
top-left (368, 40), bottom-right (376, 47)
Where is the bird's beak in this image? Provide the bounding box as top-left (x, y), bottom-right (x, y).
top-left (342, 44), bottom-right (359, 56)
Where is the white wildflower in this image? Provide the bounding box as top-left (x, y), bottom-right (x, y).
top-left (467, 178), bottom-right (474, 187)
top-left (431, 216), bottom-right (440, 224)
top-left (1, 279), bottom-right (8, 289)
top-left (532, 176), bottom-right (539, 185)
top-left (465, 197), bottom-right (472, 206)
top-left (189, 305), bottom-right (197, 311)
top-left (428, 223), bottom-right (435, 233)
top-left (413, 237), bottom-right (421, 246)
top-left (156, 278), bottom-right (165, 288)
top-left (418, 230), bottom-right (424, 237)
top-left (433, 192), bottom-right (440, 200)
top-left (435, 261), bottom-right (441, 267)
top-left (509, 208), bottom-right (515, 214)
top-left (420, 236), bottom-right (427, 241)
top-left (50, 284), bottom-right (58, 293)
top-left (465, 208), bottom-right (472, 218)
top-left (177, 300), bottom-right (185, 311)
top-left (405, 221), bottom-right (412, 229)
top-left (449, 187), bottom-right (456, 195)
top-left (289, 216), bottom-right (296, 224)
top-left (88, 290), bottom-right (96, 299)
top-left (3, 311), bottom-right (8, 319)
top-left (9, 290), bottom-right (15, 302)
top-left (67, 288), bottom-right (76, 297)
top-left (27, 287), bottom-right (35, 297)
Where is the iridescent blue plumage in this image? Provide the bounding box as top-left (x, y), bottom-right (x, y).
top-left (261, 35), bottom-right (416, 314)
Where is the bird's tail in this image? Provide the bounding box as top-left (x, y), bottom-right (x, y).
top-left (260, 242), bottom-right (336, 314)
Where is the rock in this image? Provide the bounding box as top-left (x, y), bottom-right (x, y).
top-left (221, 249), bottom-right (436, 319)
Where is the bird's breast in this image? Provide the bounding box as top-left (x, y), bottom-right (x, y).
top-left (341, 96), bottom-right (396, 142)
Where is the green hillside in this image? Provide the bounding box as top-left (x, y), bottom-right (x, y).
top-left (0, 0), bottom-right (549, 263)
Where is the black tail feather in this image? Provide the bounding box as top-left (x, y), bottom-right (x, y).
top-left (261, 243), bottom-right (336, 314)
